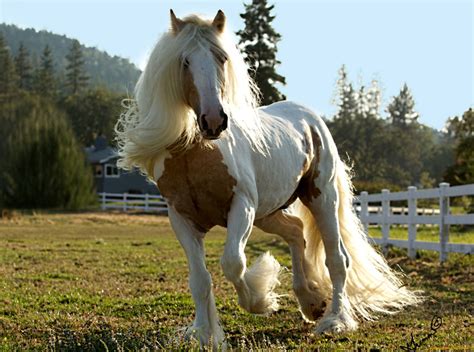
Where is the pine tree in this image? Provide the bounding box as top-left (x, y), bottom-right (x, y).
top-left (333, 65), bottom-right (358, 120)
top-left (15, 42), bottom-right (33, 90)
top-left (329, 66), bottom-right (389, 182)
top-left (0, 33), bottom-right (19, 94)
top-left (65, 40), bottom-right (89, 94)
top-left (386, 83), bottom-right (419, 126)
top-left (366, 80), bottom-right (381, 119)
top-left (3, 96), bottom-right (96, 209)
top-left (35, 45), bottom-right (56, 98)
top-left (237, 0), bottom-right (286, 105)
top-left (384, 84), bottom-right (428, 186)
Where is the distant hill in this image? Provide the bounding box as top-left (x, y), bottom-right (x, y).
top-left (1, 23), bottom-right (141, 93)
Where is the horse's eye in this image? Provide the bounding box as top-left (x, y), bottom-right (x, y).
top-left (183, 58), bottom-right (190, 69)
top-left (220, 55), bottom-right (228, 65)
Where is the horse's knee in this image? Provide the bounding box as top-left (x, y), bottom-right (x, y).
top-left (189, 270), bottom-right (212, 300)
top-left (221, 253), bottom-right (244, 282)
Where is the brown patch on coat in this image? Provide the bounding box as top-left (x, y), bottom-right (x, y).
top-left (157, 144), bottom-right (236, 232)
top-left (297, 126), bottom-right (322, 206)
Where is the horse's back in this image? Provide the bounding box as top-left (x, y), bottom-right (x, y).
top-left (220, 101), bottom-right (334, 218)
top-left (259, 100), bottom-right (339, 176)
top-left (249, 101), bottom-right (340, 213)
top-left (259, 101), bottom-right (323, 129)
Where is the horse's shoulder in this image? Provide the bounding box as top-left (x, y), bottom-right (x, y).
top-left (156, 144), bottom-right (237, 231)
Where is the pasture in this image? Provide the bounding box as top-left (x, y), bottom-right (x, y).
top-left (0, 212), bottom-right (472, 350)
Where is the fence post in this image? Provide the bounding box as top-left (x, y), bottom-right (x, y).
top-left (439, 182), bottom-right (450, 262)
top-left (123, 193), bottom-right (127, 211)
top-left (407, 186), bottom-right (417, 259)
top-left (381, 189), bottom-right (390, 252)
top-left (360, 191), bottom-right (369, 234)
top-left (101, 192), bottom-right (106, 210)
top-left (145, 194), bottom-right (149, 212)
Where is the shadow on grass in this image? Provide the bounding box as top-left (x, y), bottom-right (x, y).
top-left (385, 247), bottom-right (473, 317)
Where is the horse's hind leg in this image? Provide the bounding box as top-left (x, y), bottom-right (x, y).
top-left (254, 209), bottom-right (326, 321)
top-left (220, 195), bottom-right (280, 314)
top-left (168, 207), bottom-right (225, 349)
top-left (303, 183), bottom-right (358, 333)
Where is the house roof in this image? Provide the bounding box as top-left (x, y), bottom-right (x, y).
top-left (85, 145), bottom-right (118, 164)
top-left (84, 134), bottom-right (120, 164)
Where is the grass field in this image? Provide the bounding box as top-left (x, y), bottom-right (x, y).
top-left (0, 212), bottom-right (472, 351)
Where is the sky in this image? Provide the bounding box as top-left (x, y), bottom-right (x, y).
top-left (1, 0), bottom-right (472, 130)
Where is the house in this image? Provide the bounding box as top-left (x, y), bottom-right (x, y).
top-left (85, 135), bottom-right (159, 195)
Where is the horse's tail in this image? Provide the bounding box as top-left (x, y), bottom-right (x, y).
top-left (294, 159), bottom-right (421, 321)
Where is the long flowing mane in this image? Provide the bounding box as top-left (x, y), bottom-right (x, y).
top-left (115, 14), bottom-right (266, 176)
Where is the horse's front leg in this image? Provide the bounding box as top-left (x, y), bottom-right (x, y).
top-left (168, 207), bottom-right (225, 349)
top-left (220, 195), bottom-right (281, 314)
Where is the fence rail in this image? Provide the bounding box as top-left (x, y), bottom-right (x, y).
top-left (99, 182), bottom-right (473, 262)
top-left (98, 192), bottom-right (168, 213)
top-left (354, 183), bottom-right (474, 262)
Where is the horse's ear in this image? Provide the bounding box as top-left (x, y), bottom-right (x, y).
top-left (212, 10), bottom-right (226, 33)
top-left (170, 9), bottom-right (185, 34)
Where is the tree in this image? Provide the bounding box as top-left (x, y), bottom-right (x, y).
top-left (383, 83), bottom-right (433, 186)
top-left (445, 108), bottom-right (474, 185)
top-left (383, 123), bottom-right (433, 186)
top-left (0, 33), bottom-right (19, 94)
top-left (2, 96), bottom-right (96, 209)
top-left (61, 88), bottom-right (124, 145)
top-left (386, 83), bottom-right (419, 127)
top-left (15, 42), bottom-right (33, 90)
top-left (420, 130), bottom-right (454, 184)
top-left (329, 66), bottom-right (388, 183)
top-left (332, 66), bottom-right (359, 120)
top-left (360, 80), bottom-right (381, 120)
top-left (237, 0), bottom-right (286, 105)
top-left (34, 45), bottom-right (57, 98)
top-left (328, 67), bottom-right (449, 189)
top-left (65, 39), bottom-right (89, 94)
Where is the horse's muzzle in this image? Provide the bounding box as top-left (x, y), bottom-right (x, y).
top-left (199, 108), bottom-right (228, 139)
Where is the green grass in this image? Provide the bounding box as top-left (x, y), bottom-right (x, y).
top-left (0, 212), bottom-right (472, 351)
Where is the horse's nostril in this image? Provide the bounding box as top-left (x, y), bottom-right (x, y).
top-left (220, 109), bottom-right (228, 131)
top-left (200, 114), bottom-right (208, 130)
top-left (219, 108), bottom-right (227, 119)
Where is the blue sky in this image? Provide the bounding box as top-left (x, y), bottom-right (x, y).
top-left (1, 0), bottom-right (472, 130)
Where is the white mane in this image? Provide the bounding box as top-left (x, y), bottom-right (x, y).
top-left (115, 14), bottom-right (267, 176)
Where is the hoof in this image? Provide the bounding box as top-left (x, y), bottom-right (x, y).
top-left (310, 301), bottom-right (327, 320)
top-left (314, 312), bottom-right (358, 334)
top-left (185, 324), bottom-right (226, 351)
top-left (295, 286), bottom-right (326, 322)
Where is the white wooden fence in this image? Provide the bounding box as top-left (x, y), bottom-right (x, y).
top-left (355, 183), bottom-right (474, 262)
top-left (99, 182), bottom-right (473, 261)
top-left (98, 192), bottom-right (168, 213)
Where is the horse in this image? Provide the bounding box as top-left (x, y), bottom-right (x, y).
top-left (115, 9), bottom-right (420, 348)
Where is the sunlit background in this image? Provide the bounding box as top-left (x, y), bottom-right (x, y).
top-left (2, 0), bottom-right (472, 129)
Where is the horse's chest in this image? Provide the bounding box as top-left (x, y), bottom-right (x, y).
top-left (157, 145), bottom-right (236, 232)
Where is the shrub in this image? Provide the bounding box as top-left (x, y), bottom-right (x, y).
top-left (2, 95), bottom-right (96, 209)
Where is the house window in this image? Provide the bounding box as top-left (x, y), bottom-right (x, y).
top-left (94, 165), bottom-right (103, 178)
top-left (105, 164), bottom-right (120, 178)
